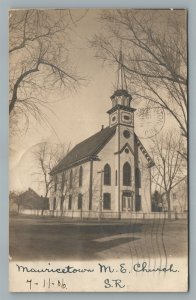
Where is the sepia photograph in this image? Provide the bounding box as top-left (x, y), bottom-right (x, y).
top-left (9, 8), bottom-right (188, 292)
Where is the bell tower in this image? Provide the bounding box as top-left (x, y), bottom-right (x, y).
top-left (107, 51), bottom-right (135, 128)
top-left (108, 51), bottom-right (137, 217)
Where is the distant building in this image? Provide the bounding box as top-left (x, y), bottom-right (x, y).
top-left (49, 56), bottom-right (154, 219)
top-left (10, 188), bottom-right (49, 213)
top-left (162, 176), bottom-right (188, 213)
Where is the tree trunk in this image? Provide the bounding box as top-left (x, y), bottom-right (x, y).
top-left (166, 191), bottom-right (171, 220)
top-left (61, 196), bottom-right (64, 217)
top-left (17, 199), bottom-right (21, 214)
top-left (41, 191), bottom-right (48, 216)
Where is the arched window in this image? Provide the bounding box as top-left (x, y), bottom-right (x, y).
top-left (54, 176), bottom-right (57, 192)
top-left (79, 166), bottom-right (83, 187)
top-left (68, 195), bottom-right (72, 210)
top-left (61, 173), bottom-right (65, 191)
top-left (60, 195), bottom-right (64, 211)
top-left (135, 168), bottom-right (141, 188)
top-left (69, 170), bottom-right (73, 188)
top-left (123, 162), bottom-right (131, 186)
top-left (78, 193), bottom-right (83, 209)
top-left (103, 193), bottom-right (111, 210)
top-left (135, 195), bottom-right (141, 211)
top-left (104, 164), bottom-right (111, 185)
top-left (115, 170), bottom-right (118, 186)
top-left (53, 197), bottom-right (56, 210)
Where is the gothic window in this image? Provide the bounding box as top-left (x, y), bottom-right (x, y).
top-left (70, 170), bottom-right (73, 188)
top-left (135, 195), bottom-right (141, 211)
top-left (103, 193), bottom-right (111, 210)
top-left (53, 197), bottom-right (56, 210)
top-left (135, 168), bottom-right (141, 188)
top-left (104, 164), bottom-right (111, 185)
top-left (68, 195), bottom-right (72, 210)
top-left (60, 195), bottom-right (64, 211)
top-left (79, 166), bottom-right (83, 187)
top-left (54, 176), bottom-right (57, 192)
top-left (115, 170), bottom-right (117, 186)
top-left (61, 173), bottom-right (65, 191)
top-left (78, 193), bottom-right (83, 209)
top-left (123, 162), bottom-right (131, 186)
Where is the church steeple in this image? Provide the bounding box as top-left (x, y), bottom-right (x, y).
top-left (110, 51), bottom-right (132, 109)
top-left (116, 50), bottom-right (128, 91)
top-left (107, 51), bottom-right (135, 128)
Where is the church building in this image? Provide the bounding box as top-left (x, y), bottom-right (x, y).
top-left (49, 59), bottom-right (154, 219)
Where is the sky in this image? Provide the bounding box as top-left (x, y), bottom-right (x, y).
top-left (9, 10), bottom-right (118, 193)
top-left (9, 9), bottom-right (182, 194)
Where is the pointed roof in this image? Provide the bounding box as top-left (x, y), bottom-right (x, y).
top-left (134, 134), bottom-right (155, 167)
top-left (17, 188), bottom-right (49, 210)
top-left (20, 188), bottom-right (40, 200)
top-left (51, 125), bottom-right (154, 176)
top-left (116, 50), bottom-right (128, 91)
top-left (111, 50), bottom-right (132, 101)
top-left (50, 126), bottom-right (116, 175)
top-left (114, 142), bottom-right (135, 156)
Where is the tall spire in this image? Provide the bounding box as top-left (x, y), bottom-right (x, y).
top-left (110, 50), bottom-right (132, 107)
top-left (116, 50), bottom-right (128, 91)
top-left (107, 49), bottom-right (135, 128)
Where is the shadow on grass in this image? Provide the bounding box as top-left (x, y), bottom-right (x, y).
top-left (9, 216), bottom-right (143, 260)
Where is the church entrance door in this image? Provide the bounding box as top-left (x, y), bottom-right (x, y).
top-left (122, 192), bottom-right (133, 211)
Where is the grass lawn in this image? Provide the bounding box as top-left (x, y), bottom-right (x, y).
top-left (9, 215), bottom-right (188, 261)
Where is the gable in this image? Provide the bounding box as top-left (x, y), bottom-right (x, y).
top-left (20, 188), bottom-right (40, 201)
top-left (51, 126), bottom-right (116, 175)
top-left (134, 134), bottom-right (155, 167)
top-left (114, 142), bottom-right (135, 156)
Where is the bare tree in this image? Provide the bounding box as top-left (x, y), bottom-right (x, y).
top-left (32, 142), bottom-right (70, 202)
top-left (57, 166), bottom-right (95, 218)
top-left (33, 143), bottom-right (90, 217)
top-left (150, 132), bottom-right (186, 218)
top-left (59, 168), bottom-right (79, 215)
top-left (9, 9), bottom-right (85, 133)
top-left (9, 190), bottom-right (23, 214)
top-left (91, 10), bottom-right (187, 141)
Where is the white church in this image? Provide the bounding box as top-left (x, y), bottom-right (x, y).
top-left (49, 61), bottom-right (154, 219)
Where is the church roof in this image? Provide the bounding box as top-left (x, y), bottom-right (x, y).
top-left (134, 135), bottom-right (155, 167)
top-left (51, 125), bottom-right (154, 175)
top-left (51, 126), bottom-right (116, 175)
